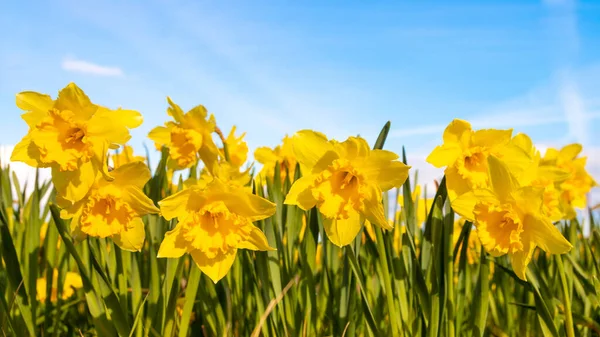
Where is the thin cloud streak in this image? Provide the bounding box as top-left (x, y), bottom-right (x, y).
top-left (61, 57), bottom-right (124, 77)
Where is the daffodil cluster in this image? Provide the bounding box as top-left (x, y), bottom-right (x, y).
top-left (284, 130), bottom-right (411, 247)
top-left (11, 83), bottom-right (158, 251)
top-left (428, 119), bottom-right (595, 280)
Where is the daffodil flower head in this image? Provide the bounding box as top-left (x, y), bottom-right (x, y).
top-left (452, 155), bottom-right (572, 280)
top-left (426, 119), bottom-right (531, 201)
top-left (540, 144), bottom-right (596, 219)
top-left (110, 144), bottom-right (145, 169)
top-left (148, 97), bottom-right (220, 172)
top-left (511, 133), bottom-right (571, 221)
top-left (220, 126), bottom-right (248, 168)
top-left (60, 162), bottom-right (159, 251)
top-left (157, 178), bottom-right (276, 283)
top-left (254, 135), bottom-right (297, 182)
top-left (11, 83), bottom-right (143, 205)
top-left (284, 130), bottom-right (410, 247)
top-left (197, 161), bottom-right (253, 190)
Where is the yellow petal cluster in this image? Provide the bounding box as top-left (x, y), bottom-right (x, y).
top-left (11, 83), bottom-right (143, 204)
top-left (540, 144), bottom-right (597, 219)
top-left (148, 97), bottom-right (219, 172)
top-left (60, 162), bottom-right (159, 251)
top-left (452, 155), bottom-right (572, 280)
top-left (254, 135), bottom-right (297, 182)
top-left (284, 130), bottom-right (410, 247)
top-left (157, 179), bottom-right (276, 283)
top-left (36, 269), bottom-right (83, 302)
top-left (427, 119), bottom-right (531, 201)
top-left (220, 126), bottom-right (248, 169)
top-left (110, 144), bottom-right (145, 169)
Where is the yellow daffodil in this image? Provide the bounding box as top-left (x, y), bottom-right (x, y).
top-left (540, 144), bottom-right (596, 219)
top-left (11, 83), bottom-right (143, 205)
top-left (452, 155), bottom-right (572, 280)
top-left (220, 126), bottom-right (248, 168)
top-left (511, 134), bottom-right (571, 221)
top-left (254, 135), bottom-right (297, 182)
top-left (197, 161), bottom-right (252, 189)
top-left (157, 179), bottom-right (276, 283)
top-left (284, 130), bottom-right (410, 247)
top-left (60, 162), bottom-right (159, 251)
top-left (148, 98), bottom-right (219, 172)
top-left (110, 145), bottom-right (145, 169)
top-left (37, 270), bottom-right (83, 302)
top-left (426, 119), bottom-right (531, 201)
top-left (399, 185), bottom-right (434, 225)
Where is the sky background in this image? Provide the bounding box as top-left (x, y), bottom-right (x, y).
top-left (1, 0), bottom-right (599, 204)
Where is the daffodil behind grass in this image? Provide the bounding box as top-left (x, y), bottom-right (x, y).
top-left (427, 119), bottom-right (531, 202)
top-left (60, 162), bottom-right (159, 251)
top-left (148, 97), bottom-right (220, 172)
top-left (37, 270), bottom-right (83, 303)
top-left (110, 144), bottom-right (145, 169)
top-left (157, 179), bottom-right (276, 283)
top-left (254, 135), bottom-right (297, 182)
top-left (11, 83), bottom-right (143, 205)
top-left (452, 155), bottom-right (572, 280)
top-left (284, 130), bottom-right (410, 247)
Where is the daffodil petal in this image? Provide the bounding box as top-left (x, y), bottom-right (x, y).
top-left (52, 160), bottom-right (97, 204)
top-left (472, 129), bottom-right (512, 148)
top-left (426, 144), bottom-right (462, 168)
top-left (509, 241), bottom-right (534, 281)
top-left (112, 218), bottom-right (145, 252)
top-left (323, 211), bottom-right (362, 247)
top-left (451, 190), bottom-right (497, 221)
top-left (157, 224), bottom-right (187, 258)
top-left (111, 162), bottom-right (152, 188)
top-left (526, 215), bottom-right (572, 254)
top-left (123, 186), bottom-right (160, 215)
top-left (158, 188), bottom-right (193, 221)
top-left (87, 108), bottom-right (142, 144)
top-left (292, 130), bottom-right (332, 171)
top-left (357, 150), bottom-right (410, 191)
top-left (284, 175), bottom-right (317, 210)
top-left (559, 143), bottom-right (582, 160)
top-left (487, 155), bottom-right (518, 201)
top-left (191, 249), bottom-right (237, 283)
top-left (54, 83), bottom-right (96, 121)
top-left (443, 119), bottom-right (471, 143)
top-left (237, 227), bottom-right (275, 251)
top-left (148, 126), bottom-right (172, 148)
top-left (361, 185), bottom-right (392, 230)
top-left (16, 91), bottom-right (53, 128)
top-left (213, 189), bottom-right (276, 222)
top-left (11, 135), bottom-right (42, 167)
top-left (166, 97), bottom-right (185, 123)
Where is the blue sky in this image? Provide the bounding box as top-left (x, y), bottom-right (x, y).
top-left (1, 0), bottom-right (599, 200)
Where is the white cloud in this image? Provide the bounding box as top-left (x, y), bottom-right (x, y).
top-left (61, 57), bottom-right (124, 77)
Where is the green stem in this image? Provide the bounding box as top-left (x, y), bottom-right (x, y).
top-left (375, 227), bottom-right (400, 337)
top-left (556, 255), bottom-right (575, 337)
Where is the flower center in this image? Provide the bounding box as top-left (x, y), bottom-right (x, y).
top-left (457, 147), bottom-right (489, 187)
top-left (312, 159), bottom-right (364, 219)
top-left (170, 126), bottom-right (203, 167)
top-left (474, 202), bottom-right (524, 255)
top-left (80, 188), bottom-right (135, 238)
top-left (182, 202), bottom-right (252, 258)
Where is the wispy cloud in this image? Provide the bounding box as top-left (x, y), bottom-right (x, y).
top-left (61, 57), bottom-right (124, 77)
